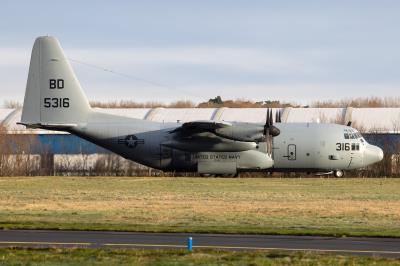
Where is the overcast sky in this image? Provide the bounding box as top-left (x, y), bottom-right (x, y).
top-left (1, 0), bottom-right (399, 105)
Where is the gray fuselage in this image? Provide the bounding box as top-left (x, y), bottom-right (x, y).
top-left (67, 111), bottom-right (383, 174)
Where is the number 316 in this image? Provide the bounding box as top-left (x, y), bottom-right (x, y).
top-left (336, 143), bottom-right (350, 151)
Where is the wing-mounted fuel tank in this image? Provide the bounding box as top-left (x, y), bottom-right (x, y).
top-left (196, 150), bottom-right (274, 175)
top-left (157, 146), bottom-right (274, 174)
top-left (162, 138), bottom-right (257, 152)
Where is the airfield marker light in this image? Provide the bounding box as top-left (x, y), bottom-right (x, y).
top-left (187, 237), bottom-right (193, 252)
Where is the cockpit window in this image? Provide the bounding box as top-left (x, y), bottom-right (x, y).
top-left (344, 129), bottom-right (363, 140)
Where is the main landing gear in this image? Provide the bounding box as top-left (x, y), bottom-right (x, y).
top-left (333, 170), bottom-right (344, 178)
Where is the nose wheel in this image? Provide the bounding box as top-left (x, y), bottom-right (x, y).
top-left (333, 170), bottom-right (344, 178)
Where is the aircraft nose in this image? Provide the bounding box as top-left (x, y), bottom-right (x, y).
top-left (364, 145), bottom-right (384, 166)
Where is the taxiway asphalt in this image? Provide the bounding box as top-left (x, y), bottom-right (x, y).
top-left (0, 230), bottom-right (399, 258)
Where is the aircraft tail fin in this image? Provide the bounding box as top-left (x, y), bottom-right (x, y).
top-left (20, 36), bottom-right (91, 128)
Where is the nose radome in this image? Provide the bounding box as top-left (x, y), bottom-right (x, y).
top-left (364, 145), bottom-right (384, 165)
top-left (377, 147), bottom-right (384, 161)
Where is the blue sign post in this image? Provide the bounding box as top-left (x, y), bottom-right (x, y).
top-left (187, 237), bottom-right (193, 252)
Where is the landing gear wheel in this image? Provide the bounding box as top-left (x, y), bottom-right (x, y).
top-left (333, 170), bottom-right (344, 178)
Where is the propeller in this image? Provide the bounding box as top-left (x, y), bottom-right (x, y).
top-left (263, 108), bottom-right (280, 137)
top-left (263, 109), bottom-right (269, 135)
top-left (275, 110), bottom-right (282, 123)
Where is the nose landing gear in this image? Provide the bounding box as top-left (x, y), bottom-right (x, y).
top-left (333, 170), bottom-right (344, 178)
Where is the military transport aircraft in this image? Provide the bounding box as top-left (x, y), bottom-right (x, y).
top-left (19, 37), bottom-right (384, 177)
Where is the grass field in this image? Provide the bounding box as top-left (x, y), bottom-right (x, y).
top-left (0, 248), bottom-right (399, 266)
top-left (0, 176), bottom-right (400, 237)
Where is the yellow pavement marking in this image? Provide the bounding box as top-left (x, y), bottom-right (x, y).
top-left (193, 245), bottom-right (400, 254)
top-left (104, 243), bottom-right (186, 248)
top-left (0, 241), bottom-right (399, 255)
top-left (0, 241), bottom-right (91, 246)
top-left (104, 243), bottom-right (400, 254)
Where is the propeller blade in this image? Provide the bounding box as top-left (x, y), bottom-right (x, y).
top-left (277, 110), bottom-right (281, 123)
top-left (263, 109), bottom-right (269, 135)
top-left (262, 108), bottom-right (281, 138)
top-left (269, 109), bottom-right (273, 126)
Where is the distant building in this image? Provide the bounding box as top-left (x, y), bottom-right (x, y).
top-left (1, 107), bottom-right (399, 175)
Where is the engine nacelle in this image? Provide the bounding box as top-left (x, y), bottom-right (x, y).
top-left (214, 125), bottom-right (265, 142)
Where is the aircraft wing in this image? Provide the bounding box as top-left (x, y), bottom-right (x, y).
top-left (170, 118), bottom-right (279, 143)
top-left (170, 120), bottom-right (232, 135)
top-left (166, 120), bottom-right (260, 152)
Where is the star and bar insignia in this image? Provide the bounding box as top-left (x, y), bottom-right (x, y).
top-left (118, 135), bottom-right (145, 148)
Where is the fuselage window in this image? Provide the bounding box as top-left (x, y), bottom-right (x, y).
top-left (356, 143), bottom-right (360, 150)
top-left (344, 133), bottom-right (349, 139)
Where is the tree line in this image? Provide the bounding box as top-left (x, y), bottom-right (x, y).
top-left (5, 96), bottom-right (400, 109)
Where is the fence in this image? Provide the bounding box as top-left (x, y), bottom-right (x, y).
top-left (0, 131), bottom-right (399, 177)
